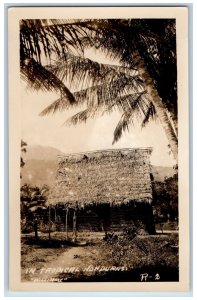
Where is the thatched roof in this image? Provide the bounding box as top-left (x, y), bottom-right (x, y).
top-left (49, 148), bottom-right (153, 207)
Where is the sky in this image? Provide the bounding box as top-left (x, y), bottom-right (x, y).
top-left (21, 48), bottom-right (176, 167)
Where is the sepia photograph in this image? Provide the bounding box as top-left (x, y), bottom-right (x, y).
top-left (8, 6), bottom-right (189, 292)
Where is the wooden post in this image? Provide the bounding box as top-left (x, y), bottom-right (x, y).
top-left (54, 206), bottom-right (57, 231)
top-left (65, 208), bottom-right (69, 240)
top-left (73, 210), bottom-right (77, 242)
top-left (48, 204), bottom-right (51, 241)
top-left (160, 223), bottom-right (164, 234)
top-left (33, 217), bottom-right (38, 240)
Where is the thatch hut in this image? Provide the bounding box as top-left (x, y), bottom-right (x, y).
top-left (49, 148), bottom-right (155, 235)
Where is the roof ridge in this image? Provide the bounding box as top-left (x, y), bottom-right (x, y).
top-left (57, 147), bottom-right (153, 158)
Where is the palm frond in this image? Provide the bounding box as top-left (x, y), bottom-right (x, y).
top-left (64, 91), bottom-right (154, 144)
top-left (20, 58), bottom-right (75, 104)
top-left (20, 19), bottom-right (91, 63)
top-left (39, 97), bottom-right (71, 116)
top-left (73, 75), bottom-right (143, 105)
top-left (103, 92), bottom-right (149, 118)
top-left (112, 112), bottom-right (133, 144)
top-left (112, 94), bottom-right (156, 144)
top-left (39, 74), bottom-right (144, 117)
top-left (47, 53), bottom-right (138, 91)
top-left (141, 102), bottom-right (157, 128)
top-left (65, 108), bottom-right (98, 126)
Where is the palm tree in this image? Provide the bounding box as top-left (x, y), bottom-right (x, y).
top-left (20, 19), bottom-right (178, 159)
top-left (83, 19), bottom-right (177, 131)
top-left (79, 19), bottom-right (178, 159)
top-left (20, 184), bottom-right (49, 238)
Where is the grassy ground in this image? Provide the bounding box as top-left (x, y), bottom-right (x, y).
top-left (21, 231), bottom-right (178, 282)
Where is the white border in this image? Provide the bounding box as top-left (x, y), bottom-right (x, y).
top-left (2, 0), bottom-right (195, 299)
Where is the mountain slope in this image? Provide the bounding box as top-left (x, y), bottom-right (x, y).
top-left (25, 145), bottom-right (64, 161)
top-left (151, 166), bottom-right (175, 182)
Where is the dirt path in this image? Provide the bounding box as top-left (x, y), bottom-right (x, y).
top-left (26, 244), bottom-right (100, 282)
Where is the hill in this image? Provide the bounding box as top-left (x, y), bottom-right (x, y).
top-left (21, 145), bottom-right (63, 187)
top-left (151, 166), bottom-right (175, 182)
top-left (25, 145), bottom-right (64, 161)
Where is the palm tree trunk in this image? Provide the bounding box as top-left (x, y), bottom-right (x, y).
top-left (169, 110), bottom-right (178, 137)
top-left (135, 52), bottom-right (178, 160)
top-left (54, 206), bottom-right (57, 231)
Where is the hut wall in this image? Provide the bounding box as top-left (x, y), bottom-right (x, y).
top-left (52, 202), bottom-right (155, 234)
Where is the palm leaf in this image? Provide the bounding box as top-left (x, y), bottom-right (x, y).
top-left (47, 53), bottom-right (138, 91)
top-left (20, 19), bottom-right (90, 63)
top-left (65, 108), bottom-right (98, 126)
top-left (112, 112), bottom-right (133, 144)
top-left (39, 74), bottom-right (144, 116)
top-left (112, 94), bottom-right (156, 144)
top-left (21, 58), bottom-right (75, 104)
top-left (72, 75), bottom-right (143, 107)
top-left (105, 92), bottom-right (149, 117)
top-left (64, 92), bottom-right (153, 131)
top-left (141, 102), bottom-right (157, 128)
top-left (39, 97), bottom-right (72, 116)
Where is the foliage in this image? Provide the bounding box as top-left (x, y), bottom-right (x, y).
top-left (102, 234), bottom-right (178, 271)
top-left (20, 184), bottom-right (50, 234)
top-left (82, 19), bottom-right (177, 120)
top-left (20, 19), bottom-right (87, 104)
top-left (21, 140), bottom-right (27, 168)
top-left (20, 184), bottom-right (49, 215)
top-left (152, 173), bottom-right (178, 223)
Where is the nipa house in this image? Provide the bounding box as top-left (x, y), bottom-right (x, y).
top-left (49, 148), bottom-right (155, 234)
